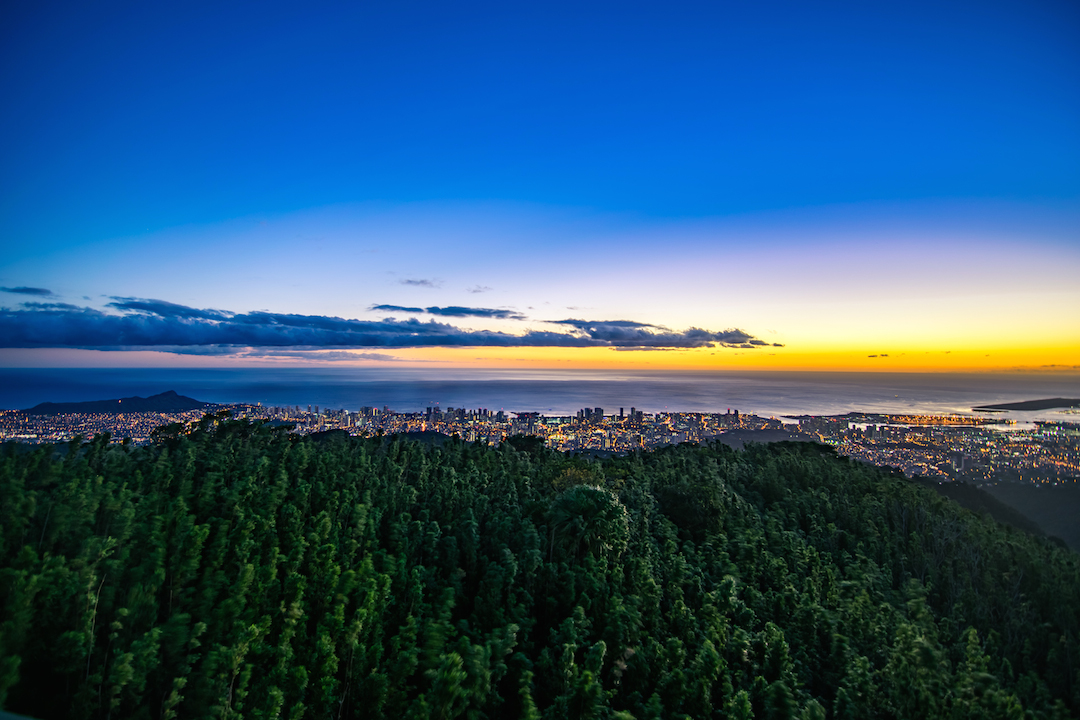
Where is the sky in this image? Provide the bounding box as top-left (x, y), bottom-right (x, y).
top-left (1, 0), bottom-right (1078, 372)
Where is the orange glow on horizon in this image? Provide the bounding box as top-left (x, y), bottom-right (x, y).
top-left (4, 343), bottom-right (1076, 374)
top-left (389, 343), bottom-right (1080, 372)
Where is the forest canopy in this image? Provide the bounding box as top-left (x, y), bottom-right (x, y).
top-left (1, 418), bottom-right (1077, 719)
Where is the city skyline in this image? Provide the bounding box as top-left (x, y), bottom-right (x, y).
top-left (2, 1), bottom-right (1078, 373)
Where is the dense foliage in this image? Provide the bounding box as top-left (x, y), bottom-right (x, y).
top-left (1, 418), bottom-right (1078, 719)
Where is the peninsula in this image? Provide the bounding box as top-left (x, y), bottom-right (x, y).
top-left (972, 398), bottom-right (1080, 412)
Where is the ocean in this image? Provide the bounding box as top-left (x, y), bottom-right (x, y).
top-left (1, 368), bottom-right (1078, 422)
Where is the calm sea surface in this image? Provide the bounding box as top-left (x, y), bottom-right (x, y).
top-left (1, 368), bottom-right (1078, 422)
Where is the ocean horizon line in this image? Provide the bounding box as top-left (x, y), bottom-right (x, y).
top-left (2, 367), bottom-right (1078, 421)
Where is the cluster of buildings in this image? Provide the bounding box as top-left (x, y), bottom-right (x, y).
top-left (2, 403), bottom-right (1077, 486)
top-left (236, 404), bottom-right (781, 453)
top-left (796, 413), bottom-right (1080, 485)
top-left (0, 408), bottom-right (216, 444)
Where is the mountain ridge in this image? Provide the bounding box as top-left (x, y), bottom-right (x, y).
top-left (24, 390), bottom-right (214, 415)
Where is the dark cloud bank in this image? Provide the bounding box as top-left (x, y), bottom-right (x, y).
top-left (0, 286), bottom-right (54, 296)
top-left (0, 298), bottom-right (774, 353)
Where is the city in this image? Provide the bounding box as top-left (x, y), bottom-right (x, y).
top-left (3, 1), bottom-right (1078, 715)
top-left (3, 401), bottom-right (1077, 487)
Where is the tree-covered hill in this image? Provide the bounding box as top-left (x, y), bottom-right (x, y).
top-left (1, 419), bottom-right (1077, 719)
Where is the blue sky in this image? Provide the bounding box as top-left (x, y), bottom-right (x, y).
top-left (1, 0), bottom-right (1078, 369)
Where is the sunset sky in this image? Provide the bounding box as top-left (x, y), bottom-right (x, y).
top-left (2, 0), bottom-right (1078, 372)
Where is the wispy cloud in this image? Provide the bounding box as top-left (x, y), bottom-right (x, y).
top-left (467, 285), bottom-right (493, 294)
top-left (237, 350), bottom-right (404, 362)
top-left (399, 278), bottom-right (440, 288)
top-left (611, 347), bottom-right (682, 352)
top-left (1, 286), bottom-right (53, 296)
top-left (371, 304), bottom-right (526, 320)
top-left (20, 301), bottom-right (81, 310)
top-left (0, 299), bottom-right (772, 352)
top-left (552, 319), bottom-right (655, 329)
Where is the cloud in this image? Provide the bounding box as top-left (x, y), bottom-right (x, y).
top-left (238, 350), bottom-right (404, 362)
top-left (20, 301), bottom-right (81, 310)
top-left (149, 346), bottom-right (409, 362)
top-left (399, 278), bottom-right (440, 288)
top-left (137, 345), bottom-right (243, 356)
top-left (610, 347), bottom-right (682, 352)
top-left (1, 286), bottom-right (53, 296)
top-left (371, 304), bottom-right (527, 320)
top-left (340, 352), bottom-right (401, 362)
top-left (552, 319), bottom-right (656, 329)
top-left (425, 306), bottom-right (526, 320)
top-left (548, 319), bottom-right (756, 348)
top-left (107, 297), bottom-right (232, 321)
top-left (467, 285), bottom-right (492, 294)
top-left (0, 299), bottom-right (770, 352)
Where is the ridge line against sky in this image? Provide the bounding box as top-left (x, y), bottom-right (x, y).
top-left (0, 0), bottom-right (1077, 372)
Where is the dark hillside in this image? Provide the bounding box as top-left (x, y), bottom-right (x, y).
top-left (914, 479), bottom-right (1053, 543)
top-left (1, 422), bottom-right (1077, 719)
top-left (984, 482), bottom-right (1080, 552)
